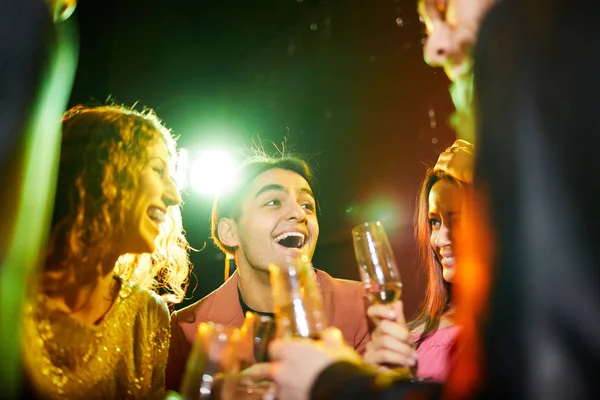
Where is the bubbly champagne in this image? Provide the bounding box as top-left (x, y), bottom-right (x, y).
top-left (365, 282), bottom-right (402, 304)
top-left (276, 301), bottom-right (325, 340)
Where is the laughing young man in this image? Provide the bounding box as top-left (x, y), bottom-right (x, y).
top-left (165, 153), bottom-right (370, 391)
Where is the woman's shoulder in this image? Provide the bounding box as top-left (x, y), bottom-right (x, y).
top-left (410, 317), bottom-right (460, 342)
top-left (415, 326), bottom-right (461, 349)
top-left (114, 278), bottom-right (171, 366)
top-left (117, 278), bottom-right (169, 321)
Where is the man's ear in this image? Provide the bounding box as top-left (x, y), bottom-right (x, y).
top-left (217, 217), bottom-right (239, 249)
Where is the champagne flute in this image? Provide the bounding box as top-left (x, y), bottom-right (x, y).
top-left (179, 322), bottom-right (241, 400)
top-left (239, 311), bottom-right (276, 366)
top-left (352, 220), bottom-right (417, 379)
top-left (237, 312), bottom-right (277, 400)
top-left (269, 255), bottom-right (327, 340)
top-left (352, 221), bottom-right (403, 304)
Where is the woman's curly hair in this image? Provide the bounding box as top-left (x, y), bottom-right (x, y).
top-left (44, 104), bottom-right (190, 304)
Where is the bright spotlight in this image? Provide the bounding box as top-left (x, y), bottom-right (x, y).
top-left (189, 150), bottom-right (237, 196)
top-left (175, 148), bottom-right (189, 191)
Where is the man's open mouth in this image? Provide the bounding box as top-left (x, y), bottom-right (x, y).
top-left (273, 232), bottom-right (307, 249)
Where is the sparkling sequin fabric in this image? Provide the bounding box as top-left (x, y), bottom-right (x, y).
top-left (22, 277), bottom-right (170, 400)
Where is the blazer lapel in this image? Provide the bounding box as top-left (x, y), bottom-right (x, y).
top-left (205, 270), bottom-right (245, 327)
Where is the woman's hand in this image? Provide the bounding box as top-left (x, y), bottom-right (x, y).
top-left (267, 327), bottom-right (362, 400)
top-left (363, 301), bottom-right (418, 369)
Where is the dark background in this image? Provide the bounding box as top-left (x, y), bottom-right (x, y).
top-left (69, 0), bottom-right (455, 317)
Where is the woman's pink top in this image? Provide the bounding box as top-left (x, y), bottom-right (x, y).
top-left (414, 325), bottom-right (461, 382)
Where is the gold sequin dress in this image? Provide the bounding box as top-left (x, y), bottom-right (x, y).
top-left (21, 277), bottom-right (170, 399)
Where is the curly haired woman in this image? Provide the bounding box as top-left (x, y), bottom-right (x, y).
top-left (21, 105), bottom-right (190, 399)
